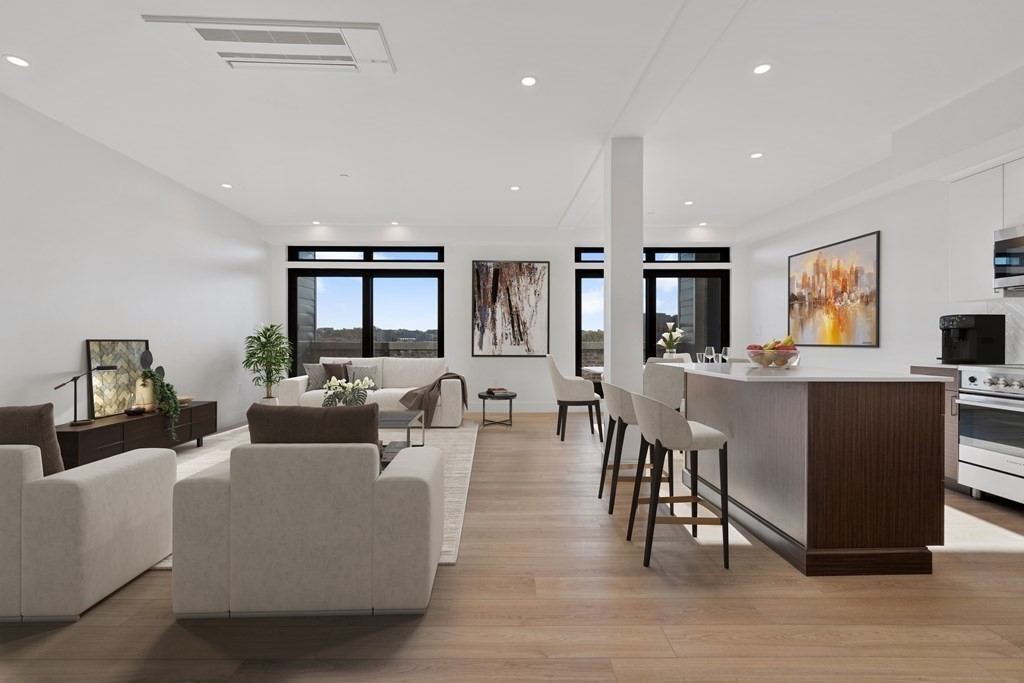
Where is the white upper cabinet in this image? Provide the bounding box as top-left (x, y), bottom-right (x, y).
top-left (1004, 158), bottom-right (1024, 229)
top-left (949, 166), bottom-right (1003, 302)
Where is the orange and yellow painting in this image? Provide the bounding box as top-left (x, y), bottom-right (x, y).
top-left (788, 232), bottom-right (879, 346)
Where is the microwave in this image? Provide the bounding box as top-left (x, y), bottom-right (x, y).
top-left (994, 225), bottom-right (1024, 290)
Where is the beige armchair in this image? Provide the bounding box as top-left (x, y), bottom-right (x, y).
top-left (546, 355), bottom-right (603, 442)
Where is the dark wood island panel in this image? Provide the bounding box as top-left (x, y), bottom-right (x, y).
top-left (684, 372), bottom-right (944, 576)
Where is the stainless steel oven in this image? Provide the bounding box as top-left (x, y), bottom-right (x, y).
top-left (957, 367), bottom-right (1024, 503)
top-left (994, 225), bottom-right (1024, 291)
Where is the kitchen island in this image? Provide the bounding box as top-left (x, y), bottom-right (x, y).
top-left (669, 363), bottom-right (950, 576)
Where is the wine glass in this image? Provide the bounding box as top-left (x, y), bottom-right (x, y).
top-left (719, 346), bottom-right (731, 363)
top-left (696, 352), bottom-right (706, 363)
top-left (704, 346), bottom-right (715, 363)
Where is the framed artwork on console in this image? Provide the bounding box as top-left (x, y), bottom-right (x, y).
top-left (86, 339), bottom-right (149, 418)
top-left (788, 231), bottom-right (879, 347)
top-left (471, 260), bottom-right (550, 356)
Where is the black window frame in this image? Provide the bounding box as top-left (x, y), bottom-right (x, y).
top-left (287, 268), bottom-right (445, 374)
top-left (288, 246), bottom-right (444, 263)
top-left (574, 247), bottom-right (606, 263)
top-left (643, 247), bottom-right (730, 263)
top-left (574, 268), bottom-right (604, 378)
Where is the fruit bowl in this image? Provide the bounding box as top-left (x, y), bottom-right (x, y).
top-left (747, 348), bottom-right (801, 368)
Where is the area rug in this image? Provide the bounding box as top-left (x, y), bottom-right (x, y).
top-left (152, 420), bottom-right (479, 569)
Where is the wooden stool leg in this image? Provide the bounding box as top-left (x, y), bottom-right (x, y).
top-left (588, 404), bottom-right (595, 434)
top-left (667, 449), bottom-right (675, 516)
top-left (643, 442), bottom-right (666, 567)
top-left (690, 450), bottom-right (699, 538)
top-left (720, 443), bottom-right (730, 569)
top-left (626, 437), bottom-right (648, 542)
top-left (598, 417), bottom-right (616, 499)
top-left (595, 401), bottom-right (604, 442)
top-left (608, 419), bottom-right (627, 514)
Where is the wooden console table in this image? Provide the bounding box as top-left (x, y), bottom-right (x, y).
top-left (56, 401), bottom-right (217, 469)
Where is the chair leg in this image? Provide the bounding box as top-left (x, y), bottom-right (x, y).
top-left (598, 417), bottom-right (616, 499)
top-left (587, 404), bottom-right (595, 433)
top-left (559, 405), bottom-right (567, 442)
top-left (667, 449), bottom-right (675, 516)
top-left (691, 450), bottom-right (699, 538)
top-left (608, 419), bottom-right (627, 514)
top-left (720, 443), bottom-right (730, 569)
top-left (626, 436), bottom-right (648, 542)
top-left (595, 401), bottom-right (604, 442)
top-left (643, 442), bottom-right (667, 567)
top-left (555, 404), bottom-right (562, 435)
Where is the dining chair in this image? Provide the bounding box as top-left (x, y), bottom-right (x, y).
top-left (546, 355), bottom-right (603, 442)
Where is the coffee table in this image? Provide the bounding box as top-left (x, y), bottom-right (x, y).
top-left (379, 410), bottom-right (425, 465)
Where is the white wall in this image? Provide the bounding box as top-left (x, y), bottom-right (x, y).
top-left (733, 181), bottom-right (986, 372)
top-left (0, 94), bottom-right (270, 427)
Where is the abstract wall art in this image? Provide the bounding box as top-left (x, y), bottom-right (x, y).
top-left (472, 261), bottom-right (550, 356)
top-left (86, 339), bottom-right (149, 418)
top-left (788, 231), bottom-right (880, 347)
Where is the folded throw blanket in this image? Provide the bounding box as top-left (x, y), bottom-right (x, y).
top-left (400, 372), bottom-right (468, 426)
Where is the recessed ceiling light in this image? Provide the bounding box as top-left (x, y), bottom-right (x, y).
top-left (684, 200), bottom-right (694, 206)
top-left (749, 152), bottom-right (764, 159)
top-left (698, 222), bottom-right (708, 227)
top-left (753, 63), bottom-right (772, 75)
top-left (4, 54), bottom-right (29, 67)
top-left (520, 75), bottom-right (537, 87)
top-left (510, 186), bottom-right (521, 191)
top-left (220, 183), bottom-right (233, 189)
top-left (312, 221), bottom-right (320, 225)
top-left (391, 221), bottom-right (399, 225)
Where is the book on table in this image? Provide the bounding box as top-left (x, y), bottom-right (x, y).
top-left (486, 387), bottom-right (513, 397)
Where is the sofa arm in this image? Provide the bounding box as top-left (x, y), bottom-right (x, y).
top-left (372, 446), bottom-right (444, 613)
top-left (278, 376), bottom-right (309, 406)
top-left (172, 460), bottom-right (230, 618)
top-left (21, 448), bottom-right (175, 620)
top-left (0, 446), bottom-right (44, 620)
top-left (431, 377), bottom-right (464, 428)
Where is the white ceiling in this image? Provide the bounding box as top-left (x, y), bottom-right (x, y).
top-left (3, 0), bottom-right (1024, 235)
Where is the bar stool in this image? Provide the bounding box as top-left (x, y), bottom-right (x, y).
top-left (599, 382), bottom-right (672, 515)
top-left (630, 393), bottom-right (732, 569)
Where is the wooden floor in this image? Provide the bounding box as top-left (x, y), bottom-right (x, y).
top-left (3, 413), bottom-right (1024, 681)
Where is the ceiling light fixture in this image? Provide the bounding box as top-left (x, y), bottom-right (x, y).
top-left (220, 183), bottom-right (233, 189)
top-left (749, 152), bottom-right (764, 159)
top-left (684, 200), bottom-right (694, 206)
top-left (753, 63), bottom-right (772, 75)
top-left (510, 186), bottom-right (521, 191)
top-left (520, 75), bottom-right (537, 86)
top-left (391, 221), bottom-right (399, 225)
top-left (3, 54), bottom-right (29, 67)
top-left (698, 222), bottom-right (708, 227)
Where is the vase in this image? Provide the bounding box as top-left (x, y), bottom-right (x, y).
top-left (663, 352), bottom-right (680, 359)
top-left (260, 397), bottom-right (279, 406)
top-left (135, 377), bottom-right (156, 413)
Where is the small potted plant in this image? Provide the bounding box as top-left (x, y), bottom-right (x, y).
top-left (656, 322), bottom-right (686, 358)
top-left (322, 376), bottom-right (375, 407)
top-left (138, 369), bottom-right (180, 439)
top-left (243, 323), bottom-right (293, 405)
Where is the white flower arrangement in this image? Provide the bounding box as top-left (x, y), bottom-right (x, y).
top-left (655, 322), bottom-right (686, 352)
top-left (322, 376), bottom-right (375, 407)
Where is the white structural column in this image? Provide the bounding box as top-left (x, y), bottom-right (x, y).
top-left (603, 137), bottom-right (644, 392)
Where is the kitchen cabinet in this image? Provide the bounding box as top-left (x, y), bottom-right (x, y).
top-left (910, 365), bottom-right (964, 491)
top-left (949, 166), bottom-right (1002, 302)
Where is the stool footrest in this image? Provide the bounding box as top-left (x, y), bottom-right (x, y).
top-left (657, 516), bottom-right (724, 526)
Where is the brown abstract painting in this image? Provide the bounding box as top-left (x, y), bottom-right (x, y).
top-left (788, 231), bottom-right (879, 347)
top-left (472, 261), bottom-right (550, 356)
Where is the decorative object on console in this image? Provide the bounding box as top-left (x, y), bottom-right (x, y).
top-left (86, 339), bottom-right (149, 418)
top-left (472, 260), bottom-right (550, 356)
top-left (788, 230), bottom-right (879, 347)
top-left (0, 403), bottom-right (65, 475)
top-left (139, 369), bottom-right (180, 439)
top-left (243, 323), bottom-right (293, 405)
top-left (322, 376), bottom-right (373, 407)
top-left (54, 365), bottom-right (117, 426)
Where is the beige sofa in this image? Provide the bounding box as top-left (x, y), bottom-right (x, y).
top-left (172, 443), bottom-right (444, 618)
top-left (0, 445), bottom-right (175, 621)
top-left (278, 356), bottom-right (463, 427)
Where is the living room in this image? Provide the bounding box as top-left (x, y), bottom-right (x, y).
top-left (5, 1), bottom-right (1024, 680)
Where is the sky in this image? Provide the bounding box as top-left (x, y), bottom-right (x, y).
top-left (581, 276), bottom-right (688, 332)
top-left (316, 277), bottom-right (439, 331)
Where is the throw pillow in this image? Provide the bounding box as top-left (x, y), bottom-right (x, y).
top-left (247, 403), bottom-right (379, 445)
top-left (0, 403), bottom-right (64, 475)
top-left (322, 362), bottom-right (352, 384)
top-left (346, 363), bottom-right (379, 390)
top-left (303, 363), bottom-right (329, 391)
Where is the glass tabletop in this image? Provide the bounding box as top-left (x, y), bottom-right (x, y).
top-left (378, 410), bottom-right (424, 428)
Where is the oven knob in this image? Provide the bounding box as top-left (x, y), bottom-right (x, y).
top-left (985, 377), bottom-right (1000, 386)
top-left (999, 379), bottom-right (1011, 388)
top-left (1014, 381), bottom-right (1024, 390)
top-left (968, 376), bottom-right (978, 384)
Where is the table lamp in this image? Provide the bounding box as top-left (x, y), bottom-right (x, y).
top-left (54, 365), bottom-right (117, 426)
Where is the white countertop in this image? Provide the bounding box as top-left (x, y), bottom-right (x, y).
top-left (660, 362), bottom-right (954, 383)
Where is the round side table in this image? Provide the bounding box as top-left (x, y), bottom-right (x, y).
top-left (479, 391), bottom-right (516, 427)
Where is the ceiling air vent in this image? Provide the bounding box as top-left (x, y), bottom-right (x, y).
top-left (141, 15), bottom-right (396, 73)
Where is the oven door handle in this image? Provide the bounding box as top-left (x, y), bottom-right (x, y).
top-left (956, 397), bottom-right (1024, 414)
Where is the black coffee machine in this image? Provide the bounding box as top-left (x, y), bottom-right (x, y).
top-left (939, 314), bottom-right (1005, 364)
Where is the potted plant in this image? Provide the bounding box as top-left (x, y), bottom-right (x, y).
top-left (243, 323), bottom-right (293, 405)
top-left (138, 369), bottom-right (180, 439)
top-left (656, 322), bottom-right (687, 358)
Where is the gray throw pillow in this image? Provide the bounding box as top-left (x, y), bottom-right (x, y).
top-left (0, 403), bottom-right (64, 475)
top-left (346, 363), bottom-right (379, 390)
top-left (304, 363), bottom-right (329, 391)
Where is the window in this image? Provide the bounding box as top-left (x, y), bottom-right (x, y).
top-left (575, 270), bottom-right (604, 380)
top-left (289, 269), bottom-right (444, 372)
top-left (288, 246), bottom-right (443, 262)
top-left (574, 247), bottom-right (605, 263)
top-left (574, 247), bottom-right (730, 263)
